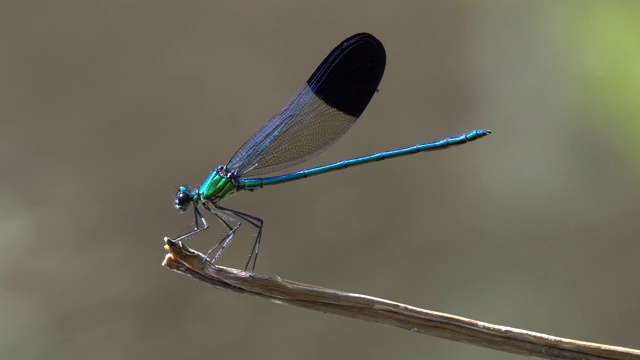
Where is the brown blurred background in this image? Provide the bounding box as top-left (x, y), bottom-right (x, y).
top-left (1, 1), bottom-right (639, 359)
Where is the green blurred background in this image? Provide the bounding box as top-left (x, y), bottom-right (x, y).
top-left (1, 1), bottom-right (638, 359)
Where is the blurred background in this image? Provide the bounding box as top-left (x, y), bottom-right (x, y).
top-left (1, 1), bottom-right (639, 359)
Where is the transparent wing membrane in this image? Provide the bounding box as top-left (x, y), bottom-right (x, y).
top-left (226, 33), bottom-right (386, 177)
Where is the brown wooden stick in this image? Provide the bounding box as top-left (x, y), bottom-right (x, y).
top-left (163, 238), bottom-right (639, 360)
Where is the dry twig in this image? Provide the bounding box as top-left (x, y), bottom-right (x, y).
top-left (163, 239), bottom-right (639, 360)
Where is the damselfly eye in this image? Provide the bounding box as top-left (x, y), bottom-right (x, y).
top-left (175, 189), bottom-right (192, 212)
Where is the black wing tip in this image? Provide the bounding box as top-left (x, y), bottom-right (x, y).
top-left (345, 32), bottom-right (383, 46)
top-left (307, 33), bottom-right (386, 118)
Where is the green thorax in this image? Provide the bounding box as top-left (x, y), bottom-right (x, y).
top-left (196, 166), bottom-right (240, 202)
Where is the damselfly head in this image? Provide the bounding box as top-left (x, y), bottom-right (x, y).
top-left (175, 185), bottom-right (192, 212)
